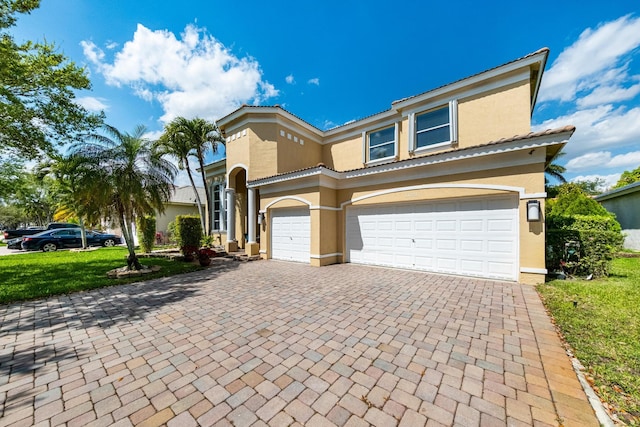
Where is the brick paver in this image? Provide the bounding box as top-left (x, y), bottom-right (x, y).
top-left (0, 261), bottom-right (599, 426)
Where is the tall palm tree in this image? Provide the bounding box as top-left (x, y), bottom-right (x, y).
top-left (72, 124), bottom-right (176, 270)
top-left (159, 117), bottom-right (224, 235)
top-left (156, 122), bottom-right (206, 231)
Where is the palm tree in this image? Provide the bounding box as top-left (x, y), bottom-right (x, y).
top-left (545, 151), bottom-right (567, 184)
top-left (35, 153), bottom-right (99, 248)
top-left (72, 124), bottom-right (176, 270)
top-left (159, 117), bottom-right (224, 235)
top-left (156, 121), bottom-right (206, 231)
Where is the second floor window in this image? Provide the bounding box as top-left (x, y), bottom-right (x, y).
top-left (416, 105), bottom-right (450, 148)
top-left (368, 125), bottom-right (396, 162)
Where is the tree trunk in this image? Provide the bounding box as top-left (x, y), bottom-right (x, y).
top-left (79, 216), bottom-right (87, 249)
top-left (119, 211), bottom-right (142, 270)
top-left (197, 155), bottom-right (211, 235)
top-left (185, 166), bottom-right (206, 233)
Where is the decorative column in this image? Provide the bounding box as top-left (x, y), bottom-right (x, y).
top-left (245, 187), bottom-right (259, 256)
top-left (225, 188), bottom-right (237, 252)
top-left (247, 187), bottom-right (256, 244)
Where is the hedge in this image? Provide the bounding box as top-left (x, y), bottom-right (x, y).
top-left (136, 215), bottom-right (156, 253)
top-left (175, 215), bottom-right (202, 259)
top-left (547, 214), bottom-right (624, 277)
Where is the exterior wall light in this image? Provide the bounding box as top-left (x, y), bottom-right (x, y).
top-left (527, 200), bottom-right (541, 222)
top-left (257, 212), bottom-right (265, 225)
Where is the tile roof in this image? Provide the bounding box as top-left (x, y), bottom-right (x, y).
top-left (170, 186), bottom-right (206, 205)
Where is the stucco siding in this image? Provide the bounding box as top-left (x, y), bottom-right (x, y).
top-left (156, 204), bottom-right (200, 236)
top-left (600, 192), bottom-right (640, 250)
top-left (457, 78), bottom-right (531, 148)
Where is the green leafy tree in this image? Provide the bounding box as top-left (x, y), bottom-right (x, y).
top-left (158, 117), bottom-right (224, 235)
top-left (72, 125), bottom-right (176, 270)
top-left (1, 0), bottom-right (103, 159)
top-left (547, 183), bottom-right (612, 217)
top-left (613, 165), bottom-right (640, 189)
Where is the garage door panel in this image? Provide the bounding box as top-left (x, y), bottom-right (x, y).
top-left (271, 208), bottom-right (310, 263)
top-left (488, 240), bottom-right (514, 254)
top-left (488, 219), bottom-right (515, 232)
top-left (461, 240), bottom-right (483, 252)
top-left (346, 196), bottom-right (518, 280)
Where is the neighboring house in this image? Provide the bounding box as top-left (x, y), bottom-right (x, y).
top-left (155, 185), bottom-right (206, 241)
top-left (203, 48), bottom-right (574, 284)
top-left (595, 181), bottom-right (640, 250)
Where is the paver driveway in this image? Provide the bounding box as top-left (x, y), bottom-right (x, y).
top-left (0, 261), bottom-right (599, 426)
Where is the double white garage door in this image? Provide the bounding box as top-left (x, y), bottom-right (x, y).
top-left (271, 196), bottom-right (519, 280)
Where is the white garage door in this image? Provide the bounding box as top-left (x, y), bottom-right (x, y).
top-left (346, 196), bottom-right (518, 280)
top-left (271, 207), bottom-right (310, 263)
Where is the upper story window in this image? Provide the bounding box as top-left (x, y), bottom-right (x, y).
top-left (409, 100), bottom-right (458, 152)
top-left (363, 123), bottom-right (398, 165)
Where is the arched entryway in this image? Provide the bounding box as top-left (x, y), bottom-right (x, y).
top-left (225, 165), bottom-right (259, 255)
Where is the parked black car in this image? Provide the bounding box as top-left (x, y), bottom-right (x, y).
top-left (3, 222), bottom-right (80, 240)
top-left (21, 228), bottom-right (122, 252)
top-left (6, 237), bottom-right (24, 250)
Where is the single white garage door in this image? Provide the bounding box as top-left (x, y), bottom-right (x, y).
top-left (346, 196), bottom-right (518, 280)
top-left (271, 207), bottom-right (310, 263)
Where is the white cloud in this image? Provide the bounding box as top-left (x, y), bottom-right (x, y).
top-left (534, 105), bottom-right (640, 158)
top-left (307, 78), bottom-right (320, 86)
top-left (566, 150), bottom-right (640, 171)
top-left (76, 96), bottom-right (108, 112)
top-left (80, 40), bottom-right (104, 64)
top-left (539, 15), bottom-right (640, 104)
top-left (105, 41), bottom-right (118, 50)
top-left (82, 24), bottom-right (279, 123)
top-left (285, 74), bottom-right (295, 84)
top-left (571, 173), bottom-right (621, 190)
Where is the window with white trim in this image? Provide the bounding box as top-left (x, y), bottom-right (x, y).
top-left (365, 124), bottom-right (397, 163)
top-left (212, 183), bottom-right (226, 231)
top-left (410, 100), bottom-right (458, 152)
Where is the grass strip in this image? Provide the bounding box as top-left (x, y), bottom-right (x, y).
top-left (537, 256), bottom-right (640, 425)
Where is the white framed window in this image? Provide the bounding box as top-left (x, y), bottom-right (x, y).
top-left (363, 123), bottom-right (398, 164)
top-left (212, 183), bottom-right (226, 231)
top-left (409, 100), bottom-right (458, 152)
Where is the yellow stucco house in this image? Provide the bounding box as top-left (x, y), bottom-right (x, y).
top-left (203, 48), bottom-right (574, 285)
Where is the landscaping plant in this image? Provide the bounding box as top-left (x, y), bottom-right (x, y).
top-left (136, 215), bottom-right (156, 253)
top-left (175, 214), bottom-right (202, 260)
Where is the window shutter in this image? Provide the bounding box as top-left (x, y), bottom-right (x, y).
top-left (449, 100), bottom-right (458, 143)
top-left (361, 131), bottom-right (367, 164)
top-left (408, 112), bottom-right (415, 153)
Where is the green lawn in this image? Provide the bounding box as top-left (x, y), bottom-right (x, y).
top-left (537, 256), bottom-right (640, 425)
top-left (0, 247), bottom-right (201, 305)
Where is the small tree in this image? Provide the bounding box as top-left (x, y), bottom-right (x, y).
top-left (546, 184), bottom-right (624, 277)
top-left (136, 215), bottom-right (156, 253)
top-left (175, 215), bottom-right (202, 260)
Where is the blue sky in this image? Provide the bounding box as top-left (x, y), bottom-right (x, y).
top-left (10, 0), bottom-right (640, 188)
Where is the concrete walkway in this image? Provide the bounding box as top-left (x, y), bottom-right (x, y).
top-left (0, 261), bottom-right (598, 426)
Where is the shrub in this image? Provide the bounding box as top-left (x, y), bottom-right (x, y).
top-left (167, 220), bottom-right (177, 243)
top-left (547, 214), bottom-right (624, 277)
top-left (547, 183), bottom-right (611, 217)
top-left (175, 215), bottom-right (202, 259)
top-left (136, 215), bottom-right (156, 253)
